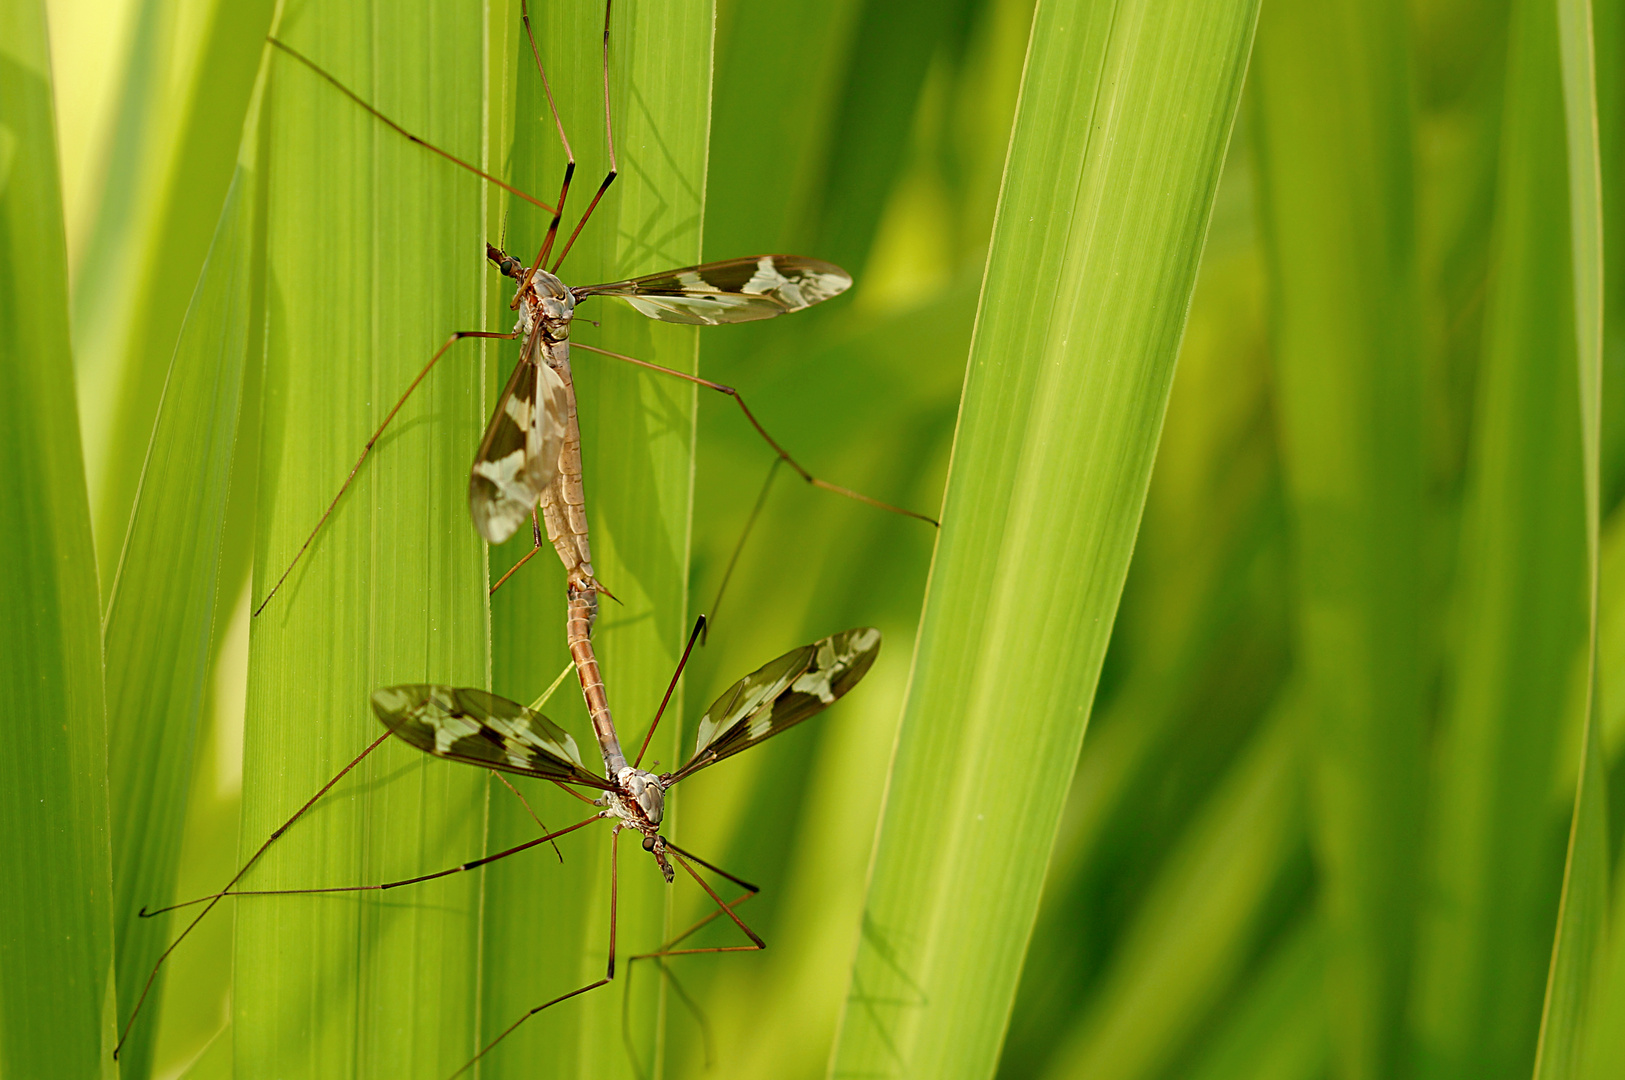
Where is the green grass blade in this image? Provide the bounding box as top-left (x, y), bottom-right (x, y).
top-left (1583, 501), bottom-right (1625, 1072)
top-left (1036, 689), bottom-right (1307, 1080)
top-left (1251, 2), bottom-right (1427, 1076)
top-left (102, 106), bottom-right (265, 1077)
top-left (175, 1024), bottom-right (230, 1080)
top-left (82, 0), bottom-right (276, 591)
top-left (1539, 715), bottom-right (1610, 1080)
top-left (799, 0), bottom-right (970, 273)
top-left (1185, 918), bottom-right (1327, 1080)
top-left (1601, 0), bottom-right (1625, 500)
top-left (706, 0), bottom-right (858, 258)
top-left (995, 141), bottom-right (1284, 1079)
top-left (0, 0), bottom-right (119, 1073)
top-left (233, 3), bottom-right (496, 1075)
top-left (481, 3), bottom-right (708, 1077)
top-left (1576, 852), bottom-right (1625, 1077)
top-left (1533, 0), bottom-right (1611, 1073)
top-left (1599, 507), bottom-right (1625, 759)
top-left (826, 0), bottom-right (1261, 1075)
top-left (1410, 0), bottom-right (1592, 1074)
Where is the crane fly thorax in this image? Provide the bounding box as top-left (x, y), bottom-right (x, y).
top-left (513, 269), bottom-right (575, 343)
top-left (605, 766), bottom-right (665, 829)
top-left (602, 766), bottom-right (673, 880)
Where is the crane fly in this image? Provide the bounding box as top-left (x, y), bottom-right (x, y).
top-left (469, 245), bottom-right (865, 619)
top-left (254, 0), bottom-right (935, 621)
top-left (130, 619), bottom-right (880, 1078)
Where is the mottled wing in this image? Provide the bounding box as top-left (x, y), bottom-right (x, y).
top-left (666, 627), bottom-right (881, 785)
top-left (371, 684), bottom-right (613, 789)
top-left (468, 336), bottom-right (567, 544)
top-left (526, 361), bottom-right (569, 491)
top-left (576, 255), bottom-right (852, 326)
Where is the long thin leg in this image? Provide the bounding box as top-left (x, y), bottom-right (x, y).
top-left (255, 329), bottom-right (519, 616)
top-left (489, 545), bottom-right (542, 595)
top-left (656, 857), bottom-right (764, 952)
top-left (705, 458), bottom-right (781, 638)
top-left (517, 165), bottom-right (574, 304)
top-left (620, 850), bottom-right (761, 1076)
top-left (549, 0), bottom-right (619, 274)
top-left (620, 844), bottom-right (767, 1065)
top-left (570, 341), bottom-right (939, 526)
top-left (191, 813), bottom-right (603, 902)
top-left (454, 828), bottom-right (622, 1078)
top-left (618, 889), bottom-right (759, 1076)
top-left (512, 0), bottom-right (580, 301)
top-left (488, 508), bottom-right (625, 602)
top-left (632, 845), bottom-right (767, 957)
top-left (624, 951), bottom-right (712, 1077)
top-left (116, 731), bottom-right (393, 1057)
top-left (267, 38), bottom-right (555, 215)
top-left (632, 615), bottom-right (707, 768)
top-left (663, 838), bottom-right (759, 893)
top-left (554, 781), bottom-right (602, 807)
top-left (489, 508), bottom-right (548, 595)
top-left (637, 887), bottom-right (757, 958)
top-left (489, 771), bottom-right (563, 862)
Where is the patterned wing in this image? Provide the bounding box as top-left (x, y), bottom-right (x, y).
top-left (468, 338), bottom-right (568, 544)
top-left (576, 255), bottom-right (852, 326)
top-left (526, 361), bottom-right (569, 491)
top-left (666, 627), bottom-right (881, 785)
top-left (371, 684), bottom-right (613, 789)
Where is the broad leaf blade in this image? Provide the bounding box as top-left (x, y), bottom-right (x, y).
top-left (233, 3), bottom-right (495, 1075)
top-left (1534, 0), bottom-right (1610, 1072)
top-left (827, 0), bottom-right (1262, 1076)
top-left (82, 0), bottom-right (277, 591)
top-left (1185, 919), bottom-right (1327, 1080)
top-left (1252, 1), bottom-right (1428, 1075)
top-left (0, 1), bottom-right (119, 1074)
top-left (1036, 692), bottom-right (1307, 1080)
top-left (103, 113), bottom-right (265, 1079)
top-left (1410, 0), bottom-right (1593, 1074)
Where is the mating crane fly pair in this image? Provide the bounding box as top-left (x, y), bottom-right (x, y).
top-left (119, 0), bottom-right (933, 1074)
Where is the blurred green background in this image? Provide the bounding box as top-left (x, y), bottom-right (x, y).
top-left (20, 0), bottom-right (1624, 1076)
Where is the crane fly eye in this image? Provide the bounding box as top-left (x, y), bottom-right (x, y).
top-left (642, 836), bottom-right (656, 852)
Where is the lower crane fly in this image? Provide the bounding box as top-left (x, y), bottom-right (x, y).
top-left (254, 0), bottom-right (934, 619)
top-left (127, 619), bottom-right (880, 1077)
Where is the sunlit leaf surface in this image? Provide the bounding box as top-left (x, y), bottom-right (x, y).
top-left (829, 0), bottom-right (1261, 1076)
top-left (0, 2), bottom-right (118, 1075)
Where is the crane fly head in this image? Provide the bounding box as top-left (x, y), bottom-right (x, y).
top-left (486, 242), bottom-right (524, 279)
top-left (488, 243), bottom-right (575, 333)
